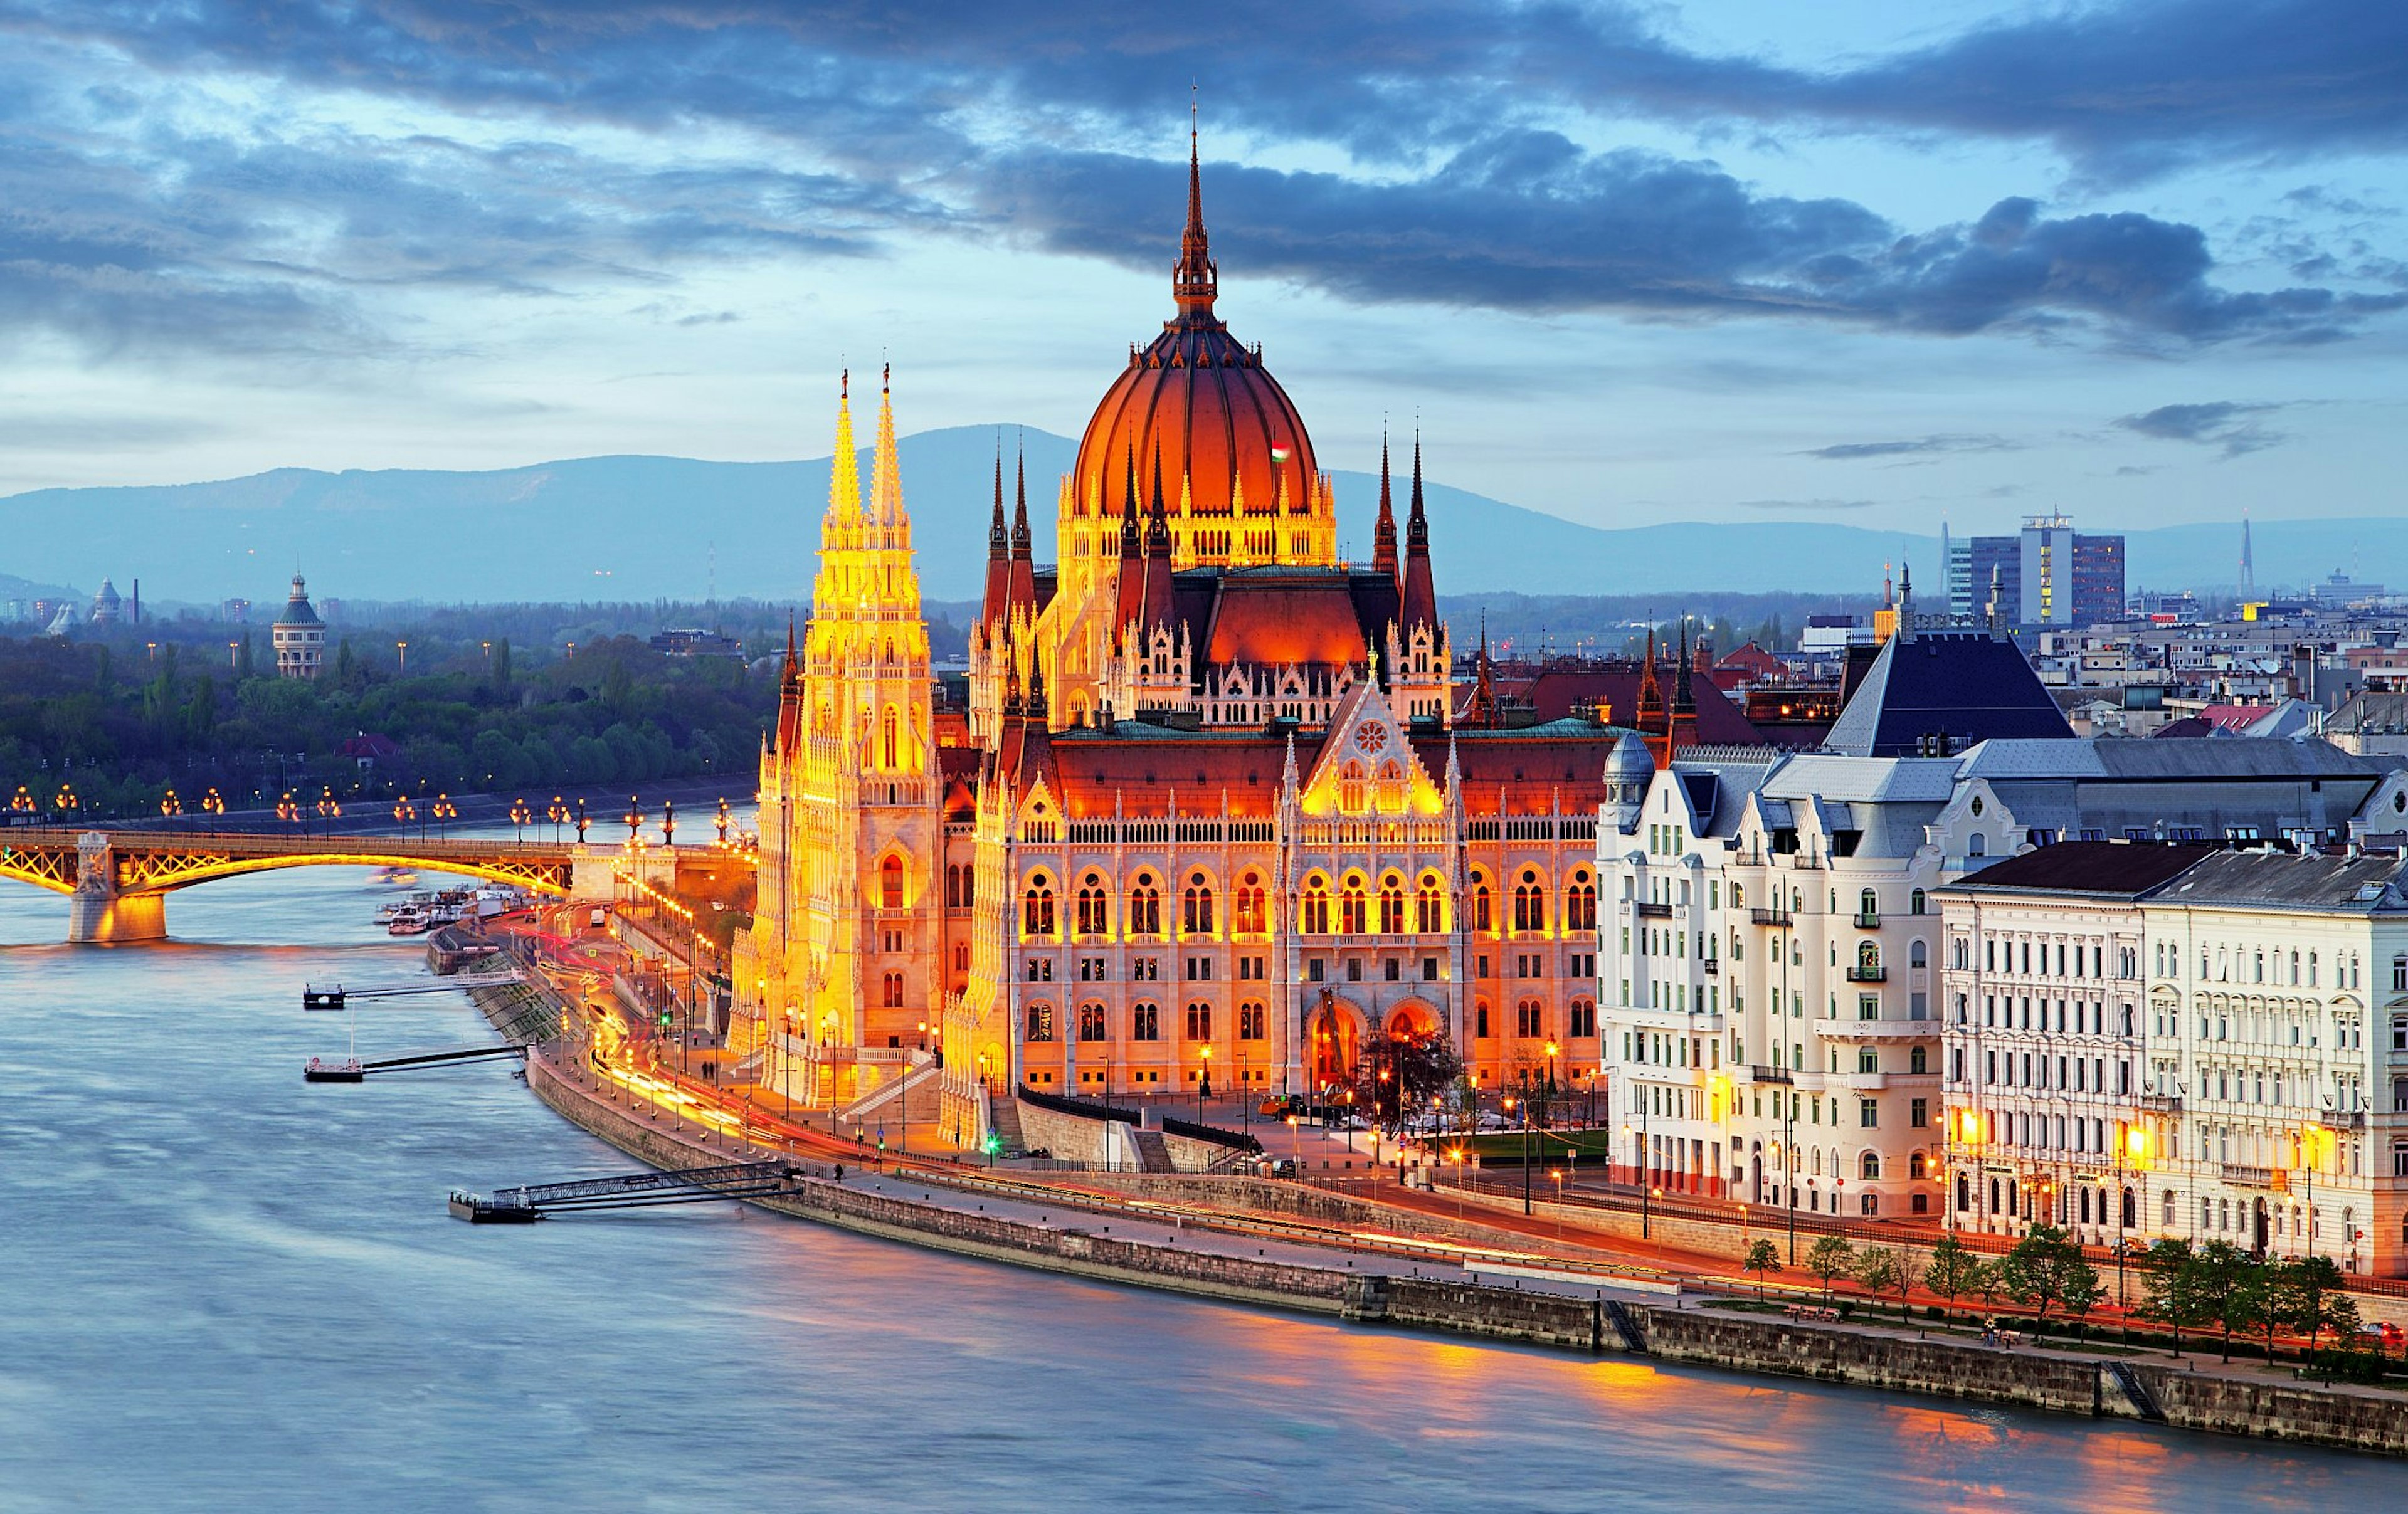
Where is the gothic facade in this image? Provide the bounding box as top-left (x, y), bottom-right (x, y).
top-left (737, 144), bottom-right (1688, 1147)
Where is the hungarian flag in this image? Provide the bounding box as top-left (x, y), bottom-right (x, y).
top-left (1270, 444), bottom-right (1292, 463)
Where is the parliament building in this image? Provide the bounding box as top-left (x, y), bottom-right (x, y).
top-left (732, 143), bottom-right (1694, 1148)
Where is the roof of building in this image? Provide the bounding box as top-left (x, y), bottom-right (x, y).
top-left (2148, 849), bottom-right (2408, 913)
top-left (1936, 841), bottom-right (2222, 898)
top-left (1954, 737), bottom-right (2375, 782)
top-left (275, 573), bottom-right (322, 628)
top-left (2326, 690), bottom-right (2408, 735)
top-left (1196, 568), bottom-right (1398, 668)
top-left (1472, 660), bottom-right (1763, 744)
top-left (1821, 630), bottom-right (2071, 757)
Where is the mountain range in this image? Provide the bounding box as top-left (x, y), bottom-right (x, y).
top-left (4, 426), bottom-right (2391, 607)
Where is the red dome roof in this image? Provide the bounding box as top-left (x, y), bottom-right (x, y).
top-left (1069, 143), bottom-right (1317, 522)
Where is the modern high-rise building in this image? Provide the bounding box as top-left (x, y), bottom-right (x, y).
top-left (1943, 514), bottom-right (2125, 627)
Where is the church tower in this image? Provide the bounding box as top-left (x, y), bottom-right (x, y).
top-left (747, 369), bottom-right (943, 1108)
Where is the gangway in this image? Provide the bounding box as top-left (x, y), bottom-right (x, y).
top-left (303, 982), bottom-right (465, 1011)
top-left (304, 1044), bottom-right (525, 1081)
top-left (447, 1160), bottom-right (798, 1223)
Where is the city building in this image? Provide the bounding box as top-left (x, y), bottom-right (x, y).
top-left (89, 578), bottom-right (123, 627)
top-left (1936, 844), bottom-right (2408, 1276)
top-left (737, 148), bottom-right (1671, 1145)
top-left (1597, 727), bottom-right (2400, 1223)
top-left (271, 574), bottom-right (325, 680)
top-left (1948, 515), bottom-right (2126, 628)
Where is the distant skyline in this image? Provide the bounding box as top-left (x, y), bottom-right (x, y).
top-left (4, 1), bottom-right (2404, 542)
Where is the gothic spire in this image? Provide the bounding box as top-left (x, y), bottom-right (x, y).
top-left (980, 440), bottom-right (1011, 629)
top-left (1372, 431), bottom-right (1398, 579)
top-left (1398, 431), bottom-right (1437, 631)
top-left (1173, 103), bottom-right (1218, 320)
top-left (826, 369), bottom-right (860, 525)
top-left (869, 362), bottom-right (904, 527)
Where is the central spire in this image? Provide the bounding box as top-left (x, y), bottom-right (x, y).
top-left (1173, 100), bottom-right (1217, 320)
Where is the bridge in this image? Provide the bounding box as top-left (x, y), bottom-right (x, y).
top-left (0, 827), bottom-right (610, 942)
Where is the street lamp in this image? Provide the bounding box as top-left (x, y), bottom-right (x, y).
top-left (393, 794), bottom-right (417, 833)
top-left (1198, 1044), bottom-right (1212, 1124)
top-left (395, 639), bottom-right (408, 674)
top-left (201, 787), bottom-right (224, 817)
top-left (662, 800), bottom-right (676, 848)
top-left (54, 784), bottom-right (78, 821)
top-left (276, 791), bottom-right (300, 828)
top-left (2302, 1120), bottom-right (2325, 1260)
top-left (574, 798), bottom-right (591, 846)
top-left (624, 795), bottom-right (643, 846)
top-left (509, 799), bottom-right (531, 843)
top-left (318, 787), bottom-right (341, 829)
top-left (716, 797), bottom-right (731, 847)
top-left (433, 793), bottom-right (457, 840)
top-left (547, 795), bottom-right (568, 843)
top-left (159, 789), bottom-right (181, 819)
top-left (10, 786), bottom-right (35, 822)
top-left (2115, 1121), bottom-right (2149, 1308)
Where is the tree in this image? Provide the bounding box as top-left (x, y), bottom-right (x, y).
top-left (2136, 1239), bottom-right (2212, 1357)
top-left (2280, 1256), bottom-right (2357, 1363)
top-left (1743, 1239), bottom-right (1782, 1298)
top-left (492, 636), bottom-right (513, 686)
top-left (2191, 1240), bottom-right (2251, 1361)
top-left (1854, 1245), bottom-right (1921, 1324)
top-left (1924, 1234), bottom-right (1983, 1321)
top-left (1805, 1235), bottom-right (1856, 1302)
top-left (2230, 1260), bottom-right (2282, 1365)
top-left (1999, 1225), bottom-right (2103, 1332)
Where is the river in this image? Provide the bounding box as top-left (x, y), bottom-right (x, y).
top-left (0, 863), bottom-right (2397, 1511)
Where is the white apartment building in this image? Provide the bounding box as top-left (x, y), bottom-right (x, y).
top-left (1600, 732), bottom-right (2403, 1229)
top-left (2142, 851), bottom-right (2408, 1276)
top-left (1941, 843), bottom-right (2408, 1277)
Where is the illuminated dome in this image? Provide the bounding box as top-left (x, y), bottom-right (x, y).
top-left (1065, 137), bottom-right (1331, 568)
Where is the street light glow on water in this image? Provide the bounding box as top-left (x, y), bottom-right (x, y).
top-left (0, 864), bottom-right (2393, 1510)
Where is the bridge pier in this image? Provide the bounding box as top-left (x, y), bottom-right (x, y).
top-left (66, 831), bottom-right (166, 944)
top-left (68, 890), bottom-right (166, 944)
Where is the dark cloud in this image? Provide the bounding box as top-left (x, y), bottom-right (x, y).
top-left (2115, 401), bottom-right (2290, 456)
top-left (1801, 434), bottom-right (2016, 461)
top-left (0, 1), bottom-right (2401, 355)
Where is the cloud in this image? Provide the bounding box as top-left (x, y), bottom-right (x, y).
top-left (2115, 401), bottom-right (2290, 456)
top-left (1733, 498), bottom-right (1877, 512)
top-left (1800, 434), bottom-right (2016, 461)
top-left (0, 2), bottom-right (2401, 358)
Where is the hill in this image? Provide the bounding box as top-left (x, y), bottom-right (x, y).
top-left (8, 429), bottom-right (2395, 604)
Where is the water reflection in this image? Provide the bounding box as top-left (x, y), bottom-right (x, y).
top-left (0, 865), bottom-right (2394, 1511)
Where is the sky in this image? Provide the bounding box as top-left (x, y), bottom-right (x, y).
top-left (3, 0), bottom-right (2405, 545)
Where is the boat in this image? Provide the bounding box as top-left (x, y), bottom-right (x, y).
top-left (372, 865), bottom-right (420, 888)
top-left (304, 1056), bottom-right (364, 1083)
top-left (388, 907), bottom-right (431, 937)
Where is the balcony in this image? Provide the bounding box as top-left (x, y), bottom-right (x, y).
top-left (1702, 958), bottom-right (1719, 976)
top-left (1746, 1065), bottom-right (1794, 1086)
top-left (1750, 908), bottom-right (1792, 927)
top-left (2139, 1093), bottom-right (2184, 1113)
top-left (1846, 966), bottom-right (1887, 983)
top-left (1854, 912), bottom-right (1881, 930)
top-left (2221, 1163), bottom-right (2278, 1189)
top-left (1844, 1071), bottom-right (1888, 1091)
top-left (1635, 902), bottom-right (1673, 919)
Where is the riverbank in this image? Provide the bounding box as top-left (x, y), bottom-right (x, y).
top-left (480, 984), bottom-right (2408, 1459)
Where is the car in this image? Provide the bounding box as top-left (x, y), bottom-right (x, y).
top-left (589, 906), bottom-right (607, 928)
top-left (2358, 1322), bottom-right (2405, 1354)
top-left (1263, 1157), bottom-right (1297, 1178)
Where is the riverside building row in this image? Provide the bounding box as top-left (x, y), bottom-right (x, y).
top-left (1595, 624), bottom-right (2408, 1273)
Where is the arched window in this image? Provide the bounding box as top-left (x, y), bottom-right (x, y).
top-left (880, 855), bottom-right (904, 910)
top-left (1339, 761), bottom-right (1366, 812)
top-left (1130, 1002), bottom-right (1160, 1041)
top-left (1235, 873), bottom-right (1266, 933)
top-left (1909, 888), bottom-right (1927, 915)
top-left (1859, 888), bottom-right (1879, 922)
top-left (1022, 875), bottom-right (1055, 937)
top-left (1566, 871), bottom-right (1597, 932)
top-left (1340, 876), bottom-right (1368, 935)
top-left (882, 707), bottom-right (899, 769)
top-left (1910, 940), bottom-right (1928, 969)
top-left (1076, 873), bottom-right (1108, 936)
top-left (1078, 1002), bottom-right (1107, 1041)
top-left (1129, 875), bottom-right (1161, 935)
top-left (1415, 874), bottom-right (1444, 933)
top-left (1908, 1151), bottom-right (1926, 1180)
top-left (1909, 1045), bottom-right (1928, 1074)
top-left (1861, 1151), bottom-right (1881, 1180)
top-left (1378, 875), bottom-right (1406, 934)
top-left (1472, 874), bottom-right (1494, 933)
top-left (1025, 1002), bottom-right (1055, 1042)
top-left (1182, 872), bottom-right (1215, 934)
top-left (1951, 938), bottom-right (1968, 970)
top-left (1376, 760), bottom-right (1404, 812)
top-left (1857, 941), bottom-right (1881, 974)
top-left (1512, 869), bottom-right (1545, 932)
top-left (944, 864), bottom-right (961, 909)
top-left (881, 971), bottom-right (904, 1007)
top-left (1302, 876), bottom-right (1331, 934)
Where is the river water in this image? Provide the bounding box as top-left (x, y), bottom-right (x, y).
top-left (0, 865), bottom-right (2399, 1511)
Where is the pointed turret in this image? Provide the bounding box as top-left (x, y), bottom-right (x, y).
top-left (1142, 446), bottom-right (1177, 636)
top-left (1399, 434), bottom-right (1437, 632)
top-left (1672, 619), bottom-right (1696, 718)
top-left (774, 616), bottom-right (803, 752)
top-left (1464, 615), bottom-right (1500, 727)
top-left (1372, 434), bottom-right (1398, 579)
top-left (1112, 465), bottom-right (1146, 650)
top-left (1173, 111), bottom-right (1217, 322)
top-left (1635, 624), bottom-right (1666, 731)
top-left (869, 363), bottom-right (905, 527)
top-left (980, 443), bottom-right (1010, 628)
top-left (825, 369), bottom-right (861, 525)
top-left (1006, 446), bottom-right (1037, 619)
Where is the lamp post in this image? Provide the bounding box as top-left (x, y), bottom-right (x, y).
top-left (547, 795), bottom-right (568, 843)
top-left (55, 784), bottom-right (78, 823)
top-left (394, 639), bottom-right (408, 674)
top-left (2303, 1120), bottom-right (2323, 1261)
top-left (574, 799), bottom-right (590, 846)
top-left (509, 799), bottom-right (531, 843)
top-left (433, 793), bottom-right (457, 841)
top-left (1198, 1044), bottom-right (1212, 1123)
top-left (318, 787), bottom-right (341, 831)
top-left (716, 797), bottom-right (731, 848)
top-left (159, 789), bottom-right (181, 819)
top-left (201, 787), bottom-right (224, 818)
top-left (1782, 1084), bottom-right (1797, 1263)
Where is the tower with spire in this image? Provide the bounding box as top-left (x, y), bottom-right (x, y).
top-left (1383, 434), bottom-right (1452, 725)
top-left (737, 367), bottom-right (941, 1110)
